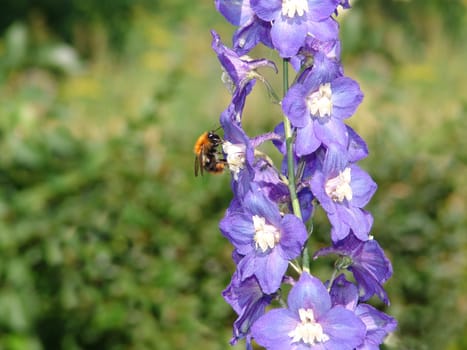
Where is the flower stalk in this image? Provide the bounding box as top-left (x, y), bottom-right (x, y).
top-left (282, 59), bottom-right (302, 221)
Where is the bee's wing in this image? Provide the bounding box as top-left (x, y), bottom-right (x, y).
top-left (194, 154), bottom-right (200, 176)
top-left (194, 146), bottom-right (204, 176)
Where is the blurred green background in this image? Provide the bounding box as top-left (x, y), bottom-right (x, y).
top-left (0, 0), bottom-right (465, 349)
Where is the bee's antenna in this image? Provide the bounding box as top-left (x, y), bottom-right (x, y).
top-left (211, 124), bottom-right (223, 133)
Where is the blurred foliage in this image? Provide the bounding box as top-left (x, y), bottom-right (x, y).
top-left (0, 0), bottom-right (158, 52)
top-left (349, 0), bottom-right (466, 50)
top-left (0, 21), bottom-right (82, 79)
top-left (0, 0), bottom-right (466, 350)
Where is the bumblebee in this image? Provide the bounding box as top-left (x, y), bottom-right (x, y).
top-left (193, 130), bottom-right (226, 176)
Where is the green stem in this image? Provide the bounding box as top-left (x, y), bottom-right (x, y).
top-left (282, 59), bottom-right (301, 219)
top-left (282, 59), bottom-right (310, 272)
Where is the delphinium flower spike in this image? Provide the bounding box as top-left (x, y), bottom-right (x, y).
top-left (200, 1), bottom-right (397, 348)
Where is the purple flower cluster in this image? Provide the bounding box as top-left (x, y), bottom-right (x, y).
top-left (210, 1), bottom-right (396, 349)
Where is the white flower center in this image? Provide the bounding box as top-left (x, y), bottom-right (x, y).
top-left (282, 0), bottom-right (309, 18)
top-left (222, 142), bottom-right (246, 180)
top-left (306, 83), bottom-right (333, 118)
top-left (253, 215), bottom-right (280, 252)
top-left (288, 308), bottom-right (329, 345)
top-left (325, 167), bottom-right (353, 202)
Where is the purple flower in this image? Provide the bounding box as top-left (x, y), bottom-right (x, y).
top-left (329, 273), bottom-right (359, 310)
top-left (250, 0), bottom-right (340, 57)
top-left (283, 55), bottom-right (363, 156)
top-left (232, 15), bottom-right (273, 55)
top-left (220, 184), bottom-right (307, 293)
top-left (329, 274), bottom-right (397, 349)
top-left (219, 104), bottom-right (256, 197)
top-left (221, 108), bottom-right (252, 172)
top-left (252, 155), bottom-right (289, 202)
top-left (213, 29), bottom-right (278, 132)
top-left (314, 233), bottom-right (393, 304)
top-left (251, 271), bottom-right (366, 349)
top-left (214, 0), bottom-right (272, 54)
top-left (211, 30), bottom-right (277, 95)
top-left (354, 304), bottom-right (397, 350)
top-left (290, 36), bottom-right (341, 71)
top-left (220, 104), bottom-right (286, 197)
top-left (223, 270), bottom-right (275, 347)
top-left (309, 147), bottom-right (376, 241)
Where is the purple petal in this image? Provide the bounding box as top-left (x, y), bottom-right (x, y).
top-left (212, 30), bottom-right (276, 92)
top-left (319, 305), bottom-right (366, 350)
top-left (220, 212), bottom-right (255, 255)
top-left (335, 206), bottom-right (371, 240)
top-left (254, 249), bottom-right (289, 294)
top-left (308, 0), bottom-right (340, 20)
top-left (351, 241), bottom-right (393, 304)
top-left (251, 309), bottom-right (298, 349)
top-left (220, 104), bottom-right (249, 143)
top-left (223, 273), bottom-right (274, 344)
top-left (224, 271), bottom-right (272, 314)
top-left (299, 52), bottom-right (342, 86)
top-left (215, 0), bottom-right (255, 26)
top-left (357, 239), bottom-right (393, 283)
top-left (313, 233), bottom-right (392, 304)
top-left (349, 165), bottom-right (377, 208)
top-left (313, 117), bottom-right (348, 149)
top-left (307, 16), bottom-right (340, 41)
top-left (282, 84), bottom-right (309, 128)
top-left (288, 272), bottom-right (331, 319)
top-left (331, 77), bottom-right (364, 120)
top-left (298, 187), bottom-right (314, 222)
top-left (233, 16), bottom-right (272, 54)
top-left (245, 186), bottom-right (282, 226)
top-left (278, 214), bottom-right (308, 259)
top-left (310, 170), bottom-right (336, 214)
top-left (328, 211), bottom-right (351, 241)
top-left (250, 0), bottom-right (282, 21)
top-left (352, 266), bottom-right (389, 304)
top-left (329, 274), bottom-right (359, 310)
top-left (322, 143), bottom-right (348, 175)
top-left (237, 253), bottom-right (257, 281)
top-left (272, 122), bottom-right (286, 154)
top-left (295, 122), bottom-right (321, 156)
top-left (346, 125), bottom-right (368, 162)
top-left (271, 15), bottom-right (308, 57)
top-left (355, 304), bottom-right (397, 348)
